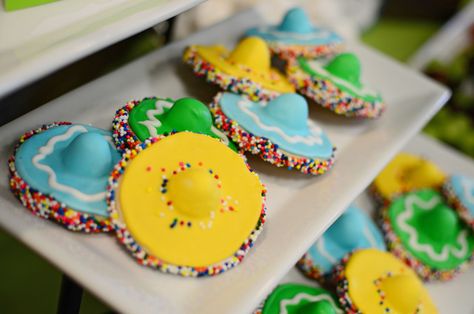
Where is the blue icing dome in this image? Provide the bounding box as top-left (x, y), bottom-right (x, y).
top-left (219, 92), bottom-right (333, 159)
top-left (451, 175), bottom-right (474, 216)
top-left (245, 7), bottom-right (342, 46)
top-left (306, 205), bottom-right (386, 274)
top-left (15, 124), bottom-right (120, 217)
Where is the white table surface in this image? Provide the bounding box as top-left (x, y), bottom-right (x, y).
top-left (0, 9), bottom-right (450, 314)
top-left (0, 0), bottom-right (205, 98)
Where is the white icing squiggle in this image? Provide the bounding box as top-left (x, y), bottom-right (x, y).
top-left (255, 26), bottom-right (335, 41)
top-left (280, 293), bottom-right (343, 314)
top-left (461, 177), bottom-right (474, 205)
top-left (364, 226), bottom-right (379, 248)
top-left (32, 125), bottom-right (109, 202)
top-left (306, 59), bottom-right (378, 97)
top-left (138, 99), bottom-right (174, 137)
top-left (397, 194), bottom-right (469, 261)
top-left (316, 236), bottom-right (338, 264)
top-left (238, 100), bottom-right (323, 145)
top-left (211, 126), bottom-right (229, 145)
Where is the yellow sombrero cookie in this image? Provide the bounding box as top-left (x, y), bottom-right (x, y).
top-left (372, 153), bottom-right (446, 203)
top-left (335, 249), bottom-right (438, 314)
top-left (183, 36), bottom-right (295, 101)
top-left (107, 132), bottom-right (266, 277)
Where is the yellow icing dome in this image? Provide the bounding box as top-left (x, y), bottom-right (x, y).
top-left (373, 153), bottom-right (446, 200)
top-left (115, 132), bottom-right (265, 269)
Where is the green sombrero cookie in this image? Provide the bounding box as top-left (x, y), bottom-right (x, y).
top-left (287, 53), bottom-right (385, 119)
top-left (254, 283), bottom-right (342, 314)
top-left (381, 189), bottom-right (474, 281)
top-left (112, 97), bottom-right (236, 152)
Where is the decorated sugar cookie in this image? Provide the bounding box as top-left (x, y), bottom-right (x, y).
top-left (183, 36), bottom-right (295, 101)
top-left (372, 153), bottom-right (446, 203)
top-left (298, 205), bottom-right (385, 282)
top-left (112, 97), bottom-right (236, 152)
top-left (9, 123), bottom-right (120, 232)
top-left (246, 7), bottom-right (344, 60)
top-left (381, 189), bottom-right (474, 281)
top-left (254, 283), bottom-right (342, 314)
top-left (287, 53), bottom-right (385, 118)
top-left (107, 132), bottom-right (266, 276)
top-left (443, 175), bottom-right (474, 230)
top-left (210, 92), bottom-right (335, 175)
top-left (335, 249), bottom-right (438, 314)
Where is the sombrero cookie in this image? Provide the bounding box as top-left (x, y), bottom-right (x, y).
top-left (298, 205), bottom-right (386, 282)
top-left (9, 122), bottom-right (120, 232)
top-left (183, 36), bottom-right (295, 101)
top-left (210, 92), bottom-right (335, 175)
top-left (335, 249), bottom-right (438, 314)
top-left (107, 132), bottom-right (266, 277)
top-left (287, 53), bottom-right (385, 118)
top-left (381, 189), bottom-right (474, 281)
top-left (443, 175), bottom-right (474, 230)
top-left (254, 283), bottom-right (343, 314)
top-left (112, 97), bottom-right (236, 153)
top-left (372, 153), bottom-right (446, 204)
top-left (246, 7), bottom-right (343, 60)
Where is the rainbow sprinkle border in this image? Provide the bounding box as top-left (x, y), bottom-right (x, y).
top-left (443, 178), bottom-right (474, 231)
top-left (8, 122), bottom-right (113, 233)
top-left (112, 99), bottom-right (149, 153)
top-left (379, 198), bottom-right (473, 281)
top-left (269, 41), bottom-right (344, 61)
top-left (296, 253), bottom-right (326, 282)
top-left (286, 61), bottom-right (385, 119)
top-left (209, 93), bottom-right (335, 175)
top-left (183, 46), bottom-right (281, 102)
top-left (106, 136), bottom-right (267, 277)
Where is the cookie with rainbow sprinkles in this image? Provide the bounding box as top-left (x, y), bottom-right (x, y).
top-left (253, 283), bottom-right (343, 314)
top-left (106, 132), bottom-right (266, 277)
top-left (287, 52), bottom-right (385, 118)
top-left (246, 7), bottom-right (344, 60)
top-left (334, 249), bottom-right (438, 314)
top-left (209, 92), bottom-right (335, 175)
top-left (298, 205), bottom-right (385, 282)
top-left (183, 36), bottom-right (295, 101)
top-left (112, 97), bottom-right (236, 153)
top-left (9, 122), bottom-right (120, 232)
top-left (381, 189), bottom-right (474, 281)
top-left (443, 175), bottom-right (474, 231)
top-left (372, 153), bottom-right (446, 204)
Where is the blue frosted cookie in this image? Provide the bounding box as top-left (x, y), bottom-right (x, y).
top-left (443, 175), bottom-right (474, 230)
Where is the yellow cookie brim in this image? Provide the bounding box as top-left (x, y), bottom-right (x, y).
top-left (345, 249), bottom-right (437, 314)
top-left (117, 132), bottom-right (264, 267)
top-left (188, 45), bottom-right (295, 93)
top-left (373, 153), bottom-right (446, 200)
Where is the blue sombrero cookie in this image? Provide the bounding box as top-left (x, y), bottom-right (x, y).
top-left (246, 7), bottom-right (344, 59)
top-left (298, 205), bottom-right (386, 282)
top-left (443, 175), bottom-right (474, 231)
top-left (287, 53), bottom-right (386, 119)
top-left (9, 122), bottom-right (120, 232)
top-left (210, 92), bottom-right (335, 175)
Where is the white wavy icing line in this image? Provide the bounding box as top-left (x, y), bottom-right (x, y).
top-left (306, 59), bottom-right (378, 97)
top-left (211, 126), bottom-right (229, 145)
top-left (460, 177), bottom-right (474, 206)
top-left (238, 100), bottom-right (323, 145)
top-left (397, 194), bottom-right (470, 261)
top-left (280, 293), bottom-right (343, 314)
top-left (363, 225), bottom-right (379, 248)
top-left (32, 125), bottom-right (111, 202)
top-left (138, 99), bottom-right (174, 137)
top-left (254, 26), bottom-right (336, 41)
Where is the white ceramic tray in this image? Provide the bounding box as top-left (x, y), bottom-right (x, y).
top-left (0, 10), bottom-right (449, 314)
top-left (0, 0), bottom-right (205, 98)
top-left (281, 134), bottom-right (474, 314)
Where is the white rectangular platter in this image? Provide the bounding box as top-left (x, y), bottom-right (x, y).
top-left (281, 134), bottom-right (474, 314)
top-left (0, 0), bottom-right (204, 97)
top-left (0, 10), bottom-right (450, 314)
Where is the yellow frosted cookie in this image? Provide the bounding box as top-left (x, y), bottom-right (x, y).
top-left (335, 249), bottom-right (438, 314)
top-left (183, 36), bottom-right (295, 101)
top-left (372, 153), bottom-right (445, 202)
top-left (107, 132), bottom-right (266, 277)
